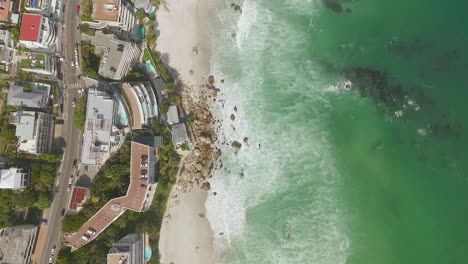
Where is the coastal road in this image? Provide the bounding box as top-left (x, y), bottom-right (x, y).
top-left (39, 0), bottom-right (85, 263)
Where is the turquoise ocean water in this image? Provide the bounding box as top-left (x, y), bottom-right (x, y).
top-left (206, 1), bottom-right (468, 263)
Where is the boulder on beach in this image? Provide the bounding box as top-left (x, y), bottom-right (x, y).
top-left (230, 114), bottom-right (236, 121)
top-left (208, 75), bottom-right (215, 85)
top-left (243, 137), bottom-right (248, 143)
top-left (201, 182), bottom-right (211, 191)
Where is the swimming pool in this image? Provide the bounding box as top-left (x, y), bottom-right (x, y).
top-left (145, 61), bottom-right (156, 75)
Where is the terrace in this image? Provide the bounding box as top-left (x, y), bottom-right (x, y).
top-left (20, 53), bottom-right (45, 69)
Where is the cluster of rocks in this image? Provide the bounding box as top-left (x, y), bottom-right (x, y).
top-left (176, 80), bottom-right (221, 192)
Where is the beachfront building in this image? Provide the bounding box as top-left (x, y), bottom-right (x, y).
top-left (107, 233), bottom-right (147, 264)
top-left (134, 0), bottom-right (155, 14)
top-left (9, 111), bottom-right (55, 154)
top-left (20, 52), bottom-right (56, 75)
top-left (85, 0), bottom-right (138, 36)
top-left (0, 167), bottom-right (30, 189)
top-left (66, 137), bottom-right (159, 250)
top-left (7, 82), bottom-right (50, 109)
top-left (0, 0), bottom-right (20, 24)
top-left (167, 105), bottom-right (179, 125)
top-left (172, 123), bottom-right (189, 146)
top-left (18, 13), bottom-right (57, 50)
top-left (0, 29), bottom-right (16, 68)
top-left (0, 225), bottom-right (38, 263)
top-left (122, 83), bottom-right (158, 129)
top-left (151, 77), bottom-right (167, 104)
top-left (81, 31), bottom-right (141, 80)
top-left (81, 88), bottom-right (116, 166)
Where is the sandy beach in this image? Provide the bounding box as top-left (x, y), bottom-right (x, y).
top-left (159, 186), bottom-right (214, 264)
top-left (156, 0), bottom-right (217, 263)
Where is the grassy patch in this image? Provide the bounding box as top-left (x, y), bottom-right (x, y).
top-left (72, 96), bottom-right (87, 132)
top-left (20, 59), bottom-right (32, 68)
top-left (80, 24), bottom-right (96, 36)
top-left (80, 42), bottom-right (100, 79)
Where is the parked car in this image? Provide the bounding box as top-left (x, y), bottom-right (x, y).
top-left (61, 208), bottom-right (65, 216)
top-left (86, 227), bottom-right (96, 236)
top-left (81, 234), bottom-right (90, 241)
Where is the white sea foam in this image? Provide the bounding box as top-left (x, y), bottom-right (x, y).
top-left (206, 1), bottom-right (349, 263)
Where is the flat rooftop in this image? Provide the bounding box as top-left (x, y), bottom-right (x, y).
top-left (19, 14), bottom-right (42, 42)
top-left (69, 186), bottom-right (88, 210)
top-left (107, 252), bottom-right (130, 264)
top-left (67, 141), bottom-right (156, 250)
top-left (0, 0), bottom-right (11, 22)
top-left (81, 88), bottom-right (115, 166)
top-left (93, 0), bottom-right (119, 22)
top-left (0, 225), bottom-right (37, 264)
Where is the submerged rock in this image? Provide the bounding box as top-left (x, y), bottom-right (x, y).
top-left (243, 137), bottom-right (248, 143)
top-left (322, 0), bottom-right (343, 13)
top-left (230, 114), bottom-right (235, 121)
top-left (231, 140), bottom-right (242, 152)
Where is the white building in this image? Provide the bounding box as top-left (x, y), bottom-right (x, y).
top-left (18, 14), bottom-right (56, 50)
top-left (81, 88), bottom-right (116, 166)
top-left (86, 31), bottom-right (140, 80)
top-left (9, 111), bottom-right (55, 154)
top-left (0, 30), bottom-right (16, 66)
top-left (0, 167), bottom-right (30, 189)
top-left (20, 52), bottom-right (56, 75)
top-left (166, 105), bottom-right (179, 125)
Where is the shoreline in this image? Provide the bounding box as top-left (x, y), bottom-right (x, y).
top-left (156, 0), bottom-right (218, 263)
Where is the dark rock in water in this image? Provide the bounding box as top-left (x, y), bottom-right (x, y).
top-left (234, 5), bottom-right (242, 13)
top-left (345, 8), bottom-right (352, 13)
top-left (231, 140), bottom-right (242, 152)
top-left (230, 3), bottom-right (235, 8)
top-left (258, 143), bottom-right (261, 148)
top-left (234, 106), bottom-right (237, 112)
top-left (208, 75), bottom-right (215, 85)
top-left (230, 114), bottom-right (235, 121)
top-left (213, 191), bottom-right (217, 196)
top-left (231, 33), bottom-right (236, 38)
top-left (240, 172), bottom-right (244, 177)
top-left (198, 212), bottom-right (205, 217)
top-left (221, 79), bottom-right (225, 83)
top-left (219, 232), bottom-right (224, 236)
top-left (243, 137), bottom-right (248, 143)
top-left (322, 0), bottom-right (343, 13)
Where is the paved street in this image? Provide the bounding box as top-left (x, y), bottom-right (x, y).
top-left (38, 0), bottom-right (86, 262)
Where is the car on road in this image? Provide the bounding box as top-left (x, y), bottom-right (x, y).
top-left (49, 257), bottom-right (53, 264)
top-left (61, 208), bottom-right (65, 216)
top-left (73, 158), bottom-right (78, 167)
top-left (81, 234), bottom-right (90, 241)
top-left (86, 227), bottom-right (96, 236)
top-left (70, 60), bottom-right (75, 67)
top-left (76, 5), bottom-right (80, 12)
top-left (51, 247), bottom-right (55, 255)
top-left (67, 184), bottom-right (71, 192)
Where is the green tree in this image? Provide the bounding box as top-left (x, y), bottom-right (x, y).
top-left (169, 94), bottom-right (181, 105)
